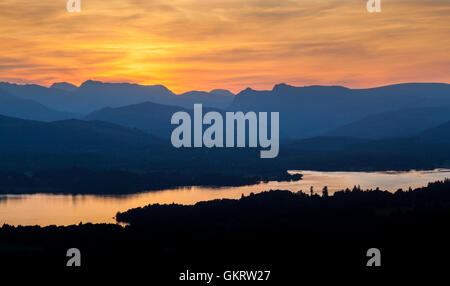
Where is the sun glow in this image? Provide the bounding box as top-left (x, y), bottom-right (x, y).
top-left (0, 0), bottom-right (449, 93)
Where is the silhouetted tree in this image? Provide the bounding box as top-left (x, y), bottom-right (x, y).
top-left (322, 186), bottom-right (329, 197)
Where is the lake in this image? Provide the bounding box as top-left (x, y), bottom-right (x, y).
top-left (1, 169), bottom-right (450, 226)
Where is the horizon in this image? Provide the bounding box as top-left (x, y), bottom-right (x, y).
top-left (1, 79), bottom-right (449, 95)
top-left (1, 0), bottom-right (449, 93)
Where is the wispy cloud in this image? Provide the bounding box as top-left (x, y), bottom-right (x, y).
top-left (0, 0), bottom-right (448, 92)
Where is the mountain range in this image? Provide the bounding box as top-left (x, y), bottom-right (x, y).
top-left (2, 112), bottom-right (450, 173)
top-left (86, 82), bottom-right (450, 140)
top-left (0, 80), bottom-right (235, 114)
top-left (1, 81), bottom-right (450, 141)
top-left (0, 88), bottom-right (75, 121)
top-left (229, 83), bottom-right (450, 139)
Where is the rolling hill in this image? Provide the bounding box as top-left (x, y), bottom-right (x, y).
top-left (418, 120), bottom-right (450, 143)
top-left (85, 101), bottom-right (189, 138)
top-left (325, 106), bottom-right (450, 139)
top-left (0, 115), bottom-right (161, 152)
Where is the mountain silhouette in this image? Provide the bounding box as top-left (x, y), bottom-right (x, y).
top-left (85, 101), bottom-right (190, 138)
top-left (210, 89), bottom-right (235, 97)
top-left (230, 83), bottom-right (450, 139)
top-left (0, 81), bottom-right (74, 111)
top-left (0, 80), bottom-right (235, 114)
top-left (0, 88), bottom-right (76, 121)
top-left (80, 82), bottom-right (450, 141)
top-left (0, 81), bottom-right (175, 113)
top-left (86, 101), bottom-right (229, 138)
top-left (50, 82), bottom-right (78, 92)
top-left (0, 115), bottom-right (161, 152)
top-left (2, 81), bottom-right (450, 140)
top-left (176, 90), bottom-right (234, 108)
top-left (325, 106), bottom-right (450, 139)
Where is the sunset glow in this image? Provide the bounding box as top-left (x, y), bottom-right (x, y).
top-left (0, 0), bottom-right (449, 93)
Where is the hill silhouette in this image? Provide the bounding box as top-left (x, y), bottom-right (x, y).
top-left (0, 115), bottom-right (161, 152)
top-left (1, 81), bottom-right (449, 136)
top-left (0, 81), bottom-right (449, 279)
top-left (325, 106), bottom-right (450, 139)
top-left (2, 180), bottom-right (450, 277)
top-left (176, 90), bottom-right (234, 109)
top-left (1, 81), bottom-right (450, 194)
top-left (418, 120), bottom-right (450, 143)
top-left (0, 115), bottom-right (302, 193)
top-left (1, 113), bottom-right (450, 191)
top-left (85, 101), bottom-right (190, 138)
top-left (230, 83), bottom-right (450, 138)
top-left (0, 80), bottom-right (235, 114)
top-left (50, 82), bottom-right (78, 92)
top-left (0, 88), bottom-right (76, 121)
top-left (85, 102), bottom-right (229, 138)
top-left (115, 179), bottom-right (450, 228)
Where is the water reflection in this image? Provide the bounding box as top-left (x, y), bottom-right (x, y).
top-left (1, 169), bottom-right (449, 226)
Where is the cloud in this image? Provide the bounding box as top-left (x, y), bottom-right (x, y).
top-left (0, 0), bottom-right (449, 93)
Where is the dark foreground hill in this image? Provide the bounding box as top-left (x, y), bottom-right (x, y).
top-left (1, 180), bottom-right (450, 279)
top-left (115, 179), bottom-right (450, 228)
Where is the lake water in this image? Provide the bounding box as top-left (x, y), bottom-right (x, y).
top-left (1, 169), bottom-right (450, 226)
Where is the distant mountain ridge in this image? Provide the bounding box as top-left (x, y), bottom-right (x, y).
top-left (0, 88), bottom-right (76, 121)
top-left (1, 80), bottom-right (449, 140)
top-left (0, 80), bottom-right (235, 114)
top-left (230, 82), bottom-right (450, 139)
top-left (50, 82), bottom-right (78, 92)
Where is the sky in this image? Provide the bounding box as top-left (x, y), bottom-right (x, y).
top-left (0, 0), bottom-right (449, 93)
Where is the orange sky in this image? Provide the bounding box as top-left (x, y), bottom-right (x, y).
top-left (0, 0), bottom-right (449, 93)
